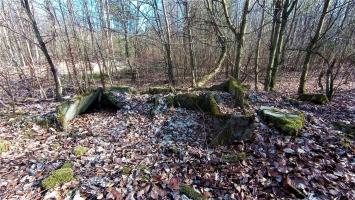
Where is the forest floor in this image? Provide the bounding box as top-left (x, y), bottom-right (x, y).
top-left (0, 85), bottom-right (354, 199)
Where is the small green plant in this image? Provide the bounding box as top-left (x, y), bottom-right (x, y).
top-left (74, 146), bottom-right (89, 157)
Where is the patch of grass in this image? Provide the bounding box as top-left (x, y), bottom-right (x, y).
top-left (41, 164), bottom-right (75, 190)
top-left (74, 146), bottom-right (89, 157)
top-left (0, 140), bottom-right (11, 154)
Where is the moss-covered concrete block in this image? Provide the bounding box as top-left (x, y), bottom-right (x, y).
top-left (56, 89), bottom-right (101, 129)
top-left (173, 93), bottom-right (223, 117)
top-left (259, 106), bottom-right (305, 136)
top-left (298, 93), bottom-right (328, 105)
top-left (42, 164), bottom-right (75, 189)
top-left (0, 140), bottom-right (11, 154)
top-left (148, 86), bottom-right (175, 94)
top-left (108, 86), bottom-right (137, 94)
top-left (74, 146), bottom-right (89, 157)
top-left (228, 77), bottom-right (249, 108)
top-left (208, 81), bottom-right (229, 92)
top-left (180, 184), bottom-right (206, 200)
top-left (211, 113), bottom-right (255, 145)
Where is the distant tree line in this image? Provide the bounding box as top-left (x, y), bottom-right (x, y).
top-left (0, 0), bottom-right (353, 104)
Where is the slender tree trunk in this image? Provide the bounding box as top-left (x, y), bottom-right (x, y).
top-left (234, 0), bottom-right (250, 80)
top-left (21, 0), bottom-right (63, 101)
top-left (264, 0), bottom-right (282, 91)
top-left (161, 0), bottom-right (175, 86)
top-left (184, 1), bottom-right (196, 87)
top-left (298, 0), bottom-right (330, 94)
top-left (270, 0), bottom-right (297, 90)
top-left (254, 0), bottom-right (265, 90)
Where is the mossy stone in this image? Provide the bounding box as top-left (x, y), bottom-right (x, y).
top-left (259, 106), bottom-right (305, 136)
top-left (42, 165), bottom-right (75, 189)
top-left (298, 93), bottom-right (328, 105)
top-left (180, 184), bottom-right (206, 200)
top-left (0, 140), bottom-right (11, 154)
top-left (74, 146), bottom-right (89, 157)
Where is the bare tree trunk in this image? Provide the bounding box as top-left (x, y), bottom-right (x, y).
top-left (21, 0), bottom-right (62, 101)
top-left (161, 0), bottom-right (175, 86)
top-left (234, 0), bottom-right (249, 80)
top-left (184, 1), bottom-right (196, 87)
top-left (269, 0), bottom-right (297, 90)
top-left (254, 0), bottom-right (265, 90)
top-left (196, 0), bottom-right (227, 87)
top-left (298, 0), bottom-right (330, 94)
top-left (264, 0), bottom-right (282, 91)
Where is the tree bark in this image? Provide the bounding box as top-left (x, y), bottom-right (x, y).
top-left (234, 0), bottom-right (250, 80)
top-left (196, 0), bottom-right (227, 87)
top-left (254, 0), bottom-right (265, 90)
top-left (21, 0), bottom-right (63, 101)
top-left (184, 1), bottom-right (196, 87)
top-left (298, 0), bottom-right (331, 94)
top-left (264, 0), bottom-right (282, 91)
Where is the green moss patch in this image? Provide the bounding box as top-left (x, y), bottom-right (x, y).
top-left (259, 106), bottom-right (305, 136)
top-left (180, 184), bottom-right (206, 200)
top-left (298, 93), bottom-right (328, 105)
top-left (74, 146), bottom-right (89, 157)
top-left (0, 140), bottom-right (11, 154)
top-left (42, 164), bottom-right (75, 190)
